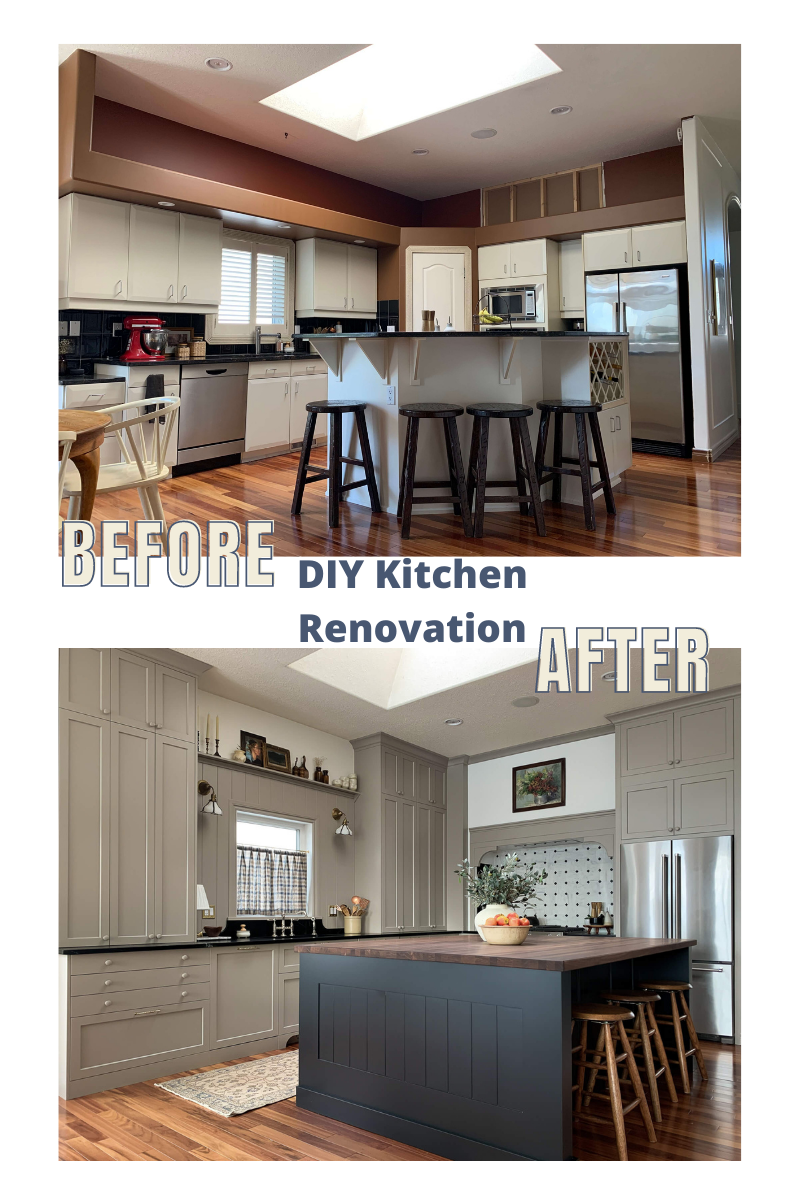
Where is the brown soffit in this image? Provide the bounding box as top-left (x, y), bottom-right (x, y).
top-left (475, 195), bottom-right (686, 247)
top-left (59, 50), bottom-right (401, 247)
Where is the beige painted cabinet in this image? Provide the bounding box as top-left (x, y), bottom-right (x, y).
top-left (382, 795), bottom-right (445, 933)
top-left (59, 711), bottom-right (111, 948)
top-left (59, 648), bottom-right (112, 720)
top-left (212, 945), bottom-right (277, 1049)
top-left (277, 944), bottom-right (300, 1039)
top-left (155, 735), bottom-right (197, 942)
top-left (621, 698), bottom-right (734, 776)
top-left (109, 723), bottom-right (155, 945)
top-left (382, 747), bottom-right (445, 804)
top-left (478, 238), bottom-right (547, 281)
top-left (69, 1002), bottom-right (208, 1084)
top-left (620, 712), bottom-right (675, 776)
top-left (62, 649), bottom-right (197, 743)
top-left (155, 665), bottom-right (197, 742)
top-left (674, 770), bottom-right (734, 835)
top-left (620, 778), bottom-right (674, 840)
top-left (583, 227), bottom-right (633, 272)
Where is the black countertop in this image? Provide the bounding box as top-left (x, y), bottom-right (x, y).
top-left (306, 329), bottom-right (626, 339)
top-left (59, 928), bottom-right (467, 955)
top-left (83, 351), bottom-right (322, 367)
top-left (59, 375), bottom-right (127, 386)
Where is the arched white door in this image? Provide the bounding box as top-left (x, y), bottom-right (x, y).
top-left (411, 252), bottom-right (467, 331)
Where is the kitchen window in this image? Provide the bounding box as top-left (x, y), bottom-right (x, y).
top-left (205, 231), bottom-right (294, 344)
top-left (235, 810), bottom-right (311, 916)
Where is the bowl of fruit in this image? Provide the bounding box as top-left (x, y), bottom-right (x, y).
top-left (480, 913), bottom-right (531, 944)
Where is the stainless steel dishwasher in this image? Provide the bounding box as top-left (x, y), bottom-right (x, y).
top-left (174, 361), bottom-right (248, 475)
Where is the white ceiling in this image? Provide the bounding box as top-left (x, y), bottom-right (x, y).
top-left (177, 648), bottom-right (741, 759)
top-left (59, 43), bottom-right (741, 200)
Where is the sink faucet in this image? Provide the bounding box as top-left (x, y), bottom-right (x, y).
top-left (288, 917), bottom-right (295, 937)
top-left (254, 325), bottom-right (262, 354)
top-left (275, 914), bottom-right (289, 937)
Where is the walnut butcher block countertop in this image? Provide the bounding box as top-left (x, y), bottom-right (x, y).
top-left (295, 932), bottom-right (697, 972)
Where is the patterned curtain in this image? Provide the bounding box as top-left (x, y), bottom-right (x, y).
top-left (237, 845), bottom-right (309, 915)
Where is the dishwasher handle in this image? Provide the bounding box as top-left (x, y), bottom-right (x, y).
top-left (204, 368), bottom-right (228, 375)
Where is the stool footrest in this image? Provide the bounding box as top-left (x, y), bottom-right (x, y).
top-left (411, 480), bottom-right (457, 490)
top-left (340, 479), bottom-right (370, 494)
top-left (340, 456), bottom-right (364, 468)
top-left (303, 471), bottom-right (330, 484)
top-left (655, 1015), bottom-right (687, 1025)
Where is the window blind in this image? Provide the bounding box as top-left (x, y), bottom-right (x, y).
top-left (218, 246), bottom-right (252, 324)
top-left (256, 252), bottom-right (286, 324)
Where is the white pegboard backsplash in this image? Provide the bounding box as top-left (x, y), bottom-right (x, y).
top-left (479, 841), bottom-right (613, 928)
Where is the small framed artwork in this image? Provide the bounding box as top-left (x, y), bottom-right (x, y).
top-left (240, 732), bottom-right (291, 773)
top-left (512, 757), bottom-right (566, 813)
top-left (165, 327), bottom-right (194, 357)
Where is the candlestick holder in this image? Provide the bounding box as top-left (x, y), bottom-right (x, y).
top-left (205, 738), bottom-right (210, 754)
top-left (214, 739), bottom-right (221, 758)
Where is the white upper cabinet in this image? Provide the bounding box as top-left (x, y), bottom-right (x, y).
top-left (128, 205), bottom-right (180, 303)
top-left (558, 239), bottom-right (585, 313)
top-left (478, 242), bottom-right (512, 280)
top-left (295, 238), bottom-right (377, 316)
top-left (583, 227), bottom-right (634, 272)
top-left (61, 194), bottom-right (130, 301)
top-left (478, 239), bottom-right (547, 282)
top-left (631, 220), bottom-right (687, 267)
top-left (178, 214), bottom-right (222, 306)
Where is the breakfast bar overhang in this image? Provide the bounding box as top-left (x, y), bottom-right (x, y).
top-left (306, 331), bottom-right (631, 515)
top-left (295, 933), bottom-right (695, 1161)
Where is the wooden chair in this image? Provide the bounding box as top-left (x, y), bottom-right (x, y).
top-left (397, 402), bottom-right (472, 539)
top-left (572, 1002), bottom-right (657, 1160)
top-left (639, 980), bottom-right (708, 1095)
top-left (59, 430), bottom-right (77, 518)
top-left (464, 401), bottom-right (546, 538)
top-left (291, 400), bottom-right (381, 529)
top-left (600, 989), bottom-right (678, 1122)
top-left (534, 399), bottom-right (616, 531)
top-left (61, 397), bottom-right (179, 545)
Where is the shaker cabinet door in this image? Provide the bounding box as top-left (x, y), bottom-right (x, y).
top-left (59, 710), bottom-right (111, 947)
top-left (109, 724), bottom-right (156, 945)
top-left (59, 648), bottom-right (111, 719)
top-left (414, 804), bottom-right (432, 929)
top-left (620, 779), bottom-right (675, 841)
top-left (111, 649), bottom-right (156, 732)
top-left (347, 243), bottom-right (378, 312)
top-left (382, 797), bottom-right (401, 932)
top-left (154, 735), bottom-right (196, 942)
top-left (155, 665), bottom-right (196, 742)
top-left (212, 947), bottom-right (277, 1048)
top-left (674, 699), bottom-right (734, 768)
top-left (674, 771), bottom-right (734, 835)
top-left (620, 713), bottom-right (675, 776)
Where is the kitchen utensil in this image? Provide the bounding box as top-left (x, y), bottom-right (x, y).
top-left (480, 924), bottom-right (530, 945)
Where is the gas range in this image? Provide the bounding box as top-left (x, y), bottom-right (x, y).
top-left (532, 925), bottom-right (613, 937)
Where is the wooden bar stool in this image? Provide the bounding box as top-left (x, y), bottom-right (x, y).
top-left (600, 989), bottom-right (678, 1122)
top-left (639, 980), bottom-right (708, 1095)
top-left (534, 399), bottom-right (616, 531)
top-left (397, 402), bottom-right (473, 539)
top-left (572, 1003), bottom-right (657, 1161)
top-left (464, 402), bottom-right (546, 539)
top-left (291, 400), bottom-right (381, 529)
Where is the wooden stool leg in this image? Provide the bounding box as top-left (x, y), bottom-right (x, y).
top-left (517, 416), bottom-right (547, 537)
top-left (472, 417), bottom-right (490, 539)
top-left (680, 992), bottom-right (708, 1080)
top-left (604, 1023), bottom-right (628, 1161)
top-left (444, 416), bottom-right (473, 537)
top-left (329, 412), bottom-right (342, 529)
top-left (574, 1020), bottom-right (588, 1113)
top-left (397, 416), bottom-right (411, 521)
top-left (552, 412), bottom-right (563, 504)
top-left (574, 412), bottom-right (596, 531)
top-left (291, 411), bottom-right (317, 516)
top-left (399, 416), bottom-right (419, 539)
top-left (583, 1024), bottom-right (606, 1105)
top-left (509, 419), bottom-right (531, 516)
top-left (636, 1004), bottom-right (662, 1122)
top-left (588, 411), bottom-right (617, 516)
top-left (534, 409), bottom-right (550, 483)
top-left (669, 991), bottom-right (691, 1094)
top-left (617, 1020), bottom-right (657, 1143)
top-left (354, 406), bottom-right (382, 514)
top-left (647, 1001), bottom-right (678, 1104)
top-left (466, 416), bottom-right (480, 510)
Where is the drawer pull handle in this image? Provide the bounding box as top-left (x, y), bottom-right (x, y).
top-left (134, 1008), bottom-right (161, 1016)
top-left (104, 1000), bottom-right (112, 1007)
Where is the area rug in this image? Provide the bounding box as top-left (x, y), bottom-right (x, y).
top-left (154, 1050), bottom-right (299, 1117)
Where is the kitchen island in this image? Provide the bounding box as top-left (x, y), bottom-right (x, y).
top-left (307, 330), bottom-right (631, 514)
top-left (295, 932), bottom-right (695, 1161)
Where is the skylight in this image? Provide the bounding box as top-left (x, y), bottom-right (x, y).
top-left (288, 648), bottom-right (538, 708)
top-left (259, 45), bottom-right (561, 141)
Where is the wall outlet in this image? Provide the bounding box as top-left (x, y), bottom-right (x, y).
top-left (59, 321), bottom-right (68, 336)
top-left (69, 321), bottom-right (81, 337)
top-left (112, 322), bottom-right (123, 336)
top-left (329, 905), bottom-right (338, 917)
top-left (386, 385), bottom-right (396, 405)
top-left (202, 905), bottom-right (215, 919)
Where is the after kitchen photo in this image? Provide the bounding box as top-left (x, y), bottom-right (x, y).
top-left (58, 645), bottom-right (741, 1161)
top-left (57, 44), bottom-right (740, 557)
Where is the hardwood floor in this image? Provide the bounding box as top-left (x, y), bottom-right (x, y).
top-left (59, 1042), bottom-right (739, 1162)
top-left (62, 442), bottom-right (740, 558)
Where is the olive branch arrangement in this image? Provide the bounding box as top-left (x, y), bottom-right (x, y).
top-left (455, 854), bottom-right (547, 907)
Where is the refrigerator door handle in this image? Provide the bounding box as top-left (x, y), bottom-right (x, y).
top-left (662, 854), bottom-right (670, 938)
top-left (621, 301), bottom-right (627, 333)
top-left (692, 966), bottom-right (723, 972)
top-left (674, 853), bottom-right (682, 939)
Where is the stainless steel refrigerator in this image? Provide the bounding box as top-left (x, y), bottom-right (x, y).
top-left (585, 268), bottom-right (687, 452)
top-left (619, 835), bottom-right (733, 1038)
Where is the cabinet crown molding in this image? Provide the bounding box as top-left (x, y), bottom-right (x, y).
top-left (350, 731), bottom-right (449, 768)
top-left (606, 685), bottom-right (740, 726)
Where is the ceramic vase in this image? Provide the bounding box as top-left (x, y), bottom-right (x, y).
top-left (343, 916), bottom-right (362, 937)
top-left (475, 904), bottom-right (517, 941)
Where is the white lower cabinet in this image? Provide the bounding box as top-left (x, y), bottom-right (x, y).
top-left (290, 373), bottom-right (327, 444)
top-left (212, 945), bottom-right (277, 1050)
top-left (604, 402), bottom-right (632, 479)
top-left (245, 376), bottom-right (291, 452)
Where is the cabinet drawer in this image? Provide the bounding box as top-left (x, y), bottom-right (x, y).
top-left (70, 947), bottom-right (210, 974)
top-left (62, 381), bottom-right (126, 409)
top-left (290, 358), bottom-right (326, 376)
top-left (72, 964), bottom-right (210, 996)
top-left (249, 360), bottom-right (291, 380)
top-left (127, 364), bottom-right (181, 388)
top-left (71, 982), bottom-right (210, 1017)
top-left (69, 1000), bottom-right (208, 1081)
top-left (278, 946), bottom-right (300, 972)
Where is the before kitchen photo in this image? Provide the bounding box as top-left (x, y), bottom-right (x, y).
top-left (58, 645), bottom-right (741, 1161)
top-left (57, 44), bottom-right (741, 558)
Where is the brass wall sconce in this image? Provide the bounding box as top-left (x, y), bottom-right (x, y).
top-left (331, 807), bottom-right (353, 836)
top-left (198, 780), bottom-right (223, 816)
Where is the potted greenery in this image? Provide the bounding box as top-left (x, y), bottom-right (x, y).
top-left (455, 855), bottom-right (547, 941)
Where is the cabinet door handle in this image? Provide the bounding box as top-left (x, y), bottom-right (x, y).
top-left (637, 250), bottom-right (641, 262)
top-left (181, 972), bottom-right (189, 979)
top-left (134, 1008), bottom-right (161, 1017)
top-left (181, 285), bottom-right (187, 300)
top-left (295, 382), bottom-right (299, 394)
top-left (102, 935), bottom-right (109, 941)
top-left (692, 966), bottom-right (723, 973)
top-left (115, 280), bottom-right (123, 295)
top-left (351, 297), bottom-right (354, 308)
top-left (284, 382), bottom-right (289, 396)
top-left (610, 417), bottom-right (615, 434)
top-left (513, 263), bottom-right (517, 274)
top-left (503, 264), bottom-right (507, 274)
top-left (623, 252), bottom-right (628, 263)
top-left (676, 758), bottom-right (681, 764)
top-left (563, 295), bottom-right (566, 307)
top-left (155, 933), bottom-right (162, 939)
top-left (168, 284), bottom-right (174, 299)
top-left (344, 296), bottom-right (348, 308)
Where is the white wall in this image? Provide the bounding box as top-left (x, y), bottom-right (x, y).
top-left (468, 734), bottom-right (615, 830)
top-left (682, 115), bottom-right (741, 457)
top-left (197, 689), bottom-right (354, 781)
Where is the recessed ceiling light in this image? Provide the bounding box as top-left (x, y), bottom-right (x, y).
top-left (353, 238), bottom-right (365, 244)
top-left (601, 671), bottom-right (617, 682)
top-left (444, 718), bottom-right (463, 726)
top-left (550, 105), bottom-right (573, 116)
top-left (471, 128), bottom-right (497, 139)
top-left (157, 201), bottom-right (175, 207)
top-left (205, 57), bottom-right (232, 72)
top-left (412, 148), bottom-right (429, 155)
top-left (511, 696), bottom-right (540, 708)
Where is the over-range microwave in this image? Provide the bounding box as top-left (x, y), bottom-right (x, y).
top-left (482, 281), bottom-right (545, 324)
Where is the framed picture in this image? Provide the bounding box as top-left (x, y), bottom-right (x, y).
top-left (240, 732), bottom-right (291, 773)
top-left (512, 757), bottom-right (566, 812)
top-left (164, 327), bottom-right (194, 357)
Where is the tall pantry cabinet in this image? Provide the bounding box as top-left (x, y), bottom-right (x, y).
top-left (59, 649), bottom-right (201, 948)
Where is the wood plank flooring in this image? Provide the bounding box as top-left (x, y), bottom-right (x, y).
top-left (59, 1042), bottom-right (739, 1162)
top-left (61, 442), bottom-right (740, 558)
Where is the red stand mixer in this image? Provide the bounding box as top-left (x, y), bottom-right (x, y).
top-left (120, 316), bottom-right (168, 363)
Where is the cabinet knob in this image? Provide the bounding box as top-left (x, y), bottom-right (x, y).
top-left (104, 960), bottom-right (112, 966)
top-left (155, 934), bottom-right (162, 939)
top-left (102, 935), bottom-right (109, 941)
top-left (668, 760), bottom-right (674, 765)
top-left (181, 954), bottom-right (189, 961)
top-left (181, 972), bottom-right (188, 979)
top-left (104, 1000), bottom-right (112, 1007)
top-left (104, 980), bottom-right (112, 987)
top-left (181, 991), bottom-right (188, 998)
top-left (676, 759), bottom-right (681, 764)
top-left (102, 709), bottom-right (111, 715)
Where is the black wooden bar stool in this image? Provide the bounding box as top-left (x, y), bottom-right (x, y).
top-left (291, 400), bottom-right (381, 529)
top-left (397, 403), bottom-right (473, 539)
top-left (464, 402), bottom-right (546, 539)
top-left (639, 980), bottom-right (708, 1095)
top-left (534, 399), bottom-right (616, 531)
